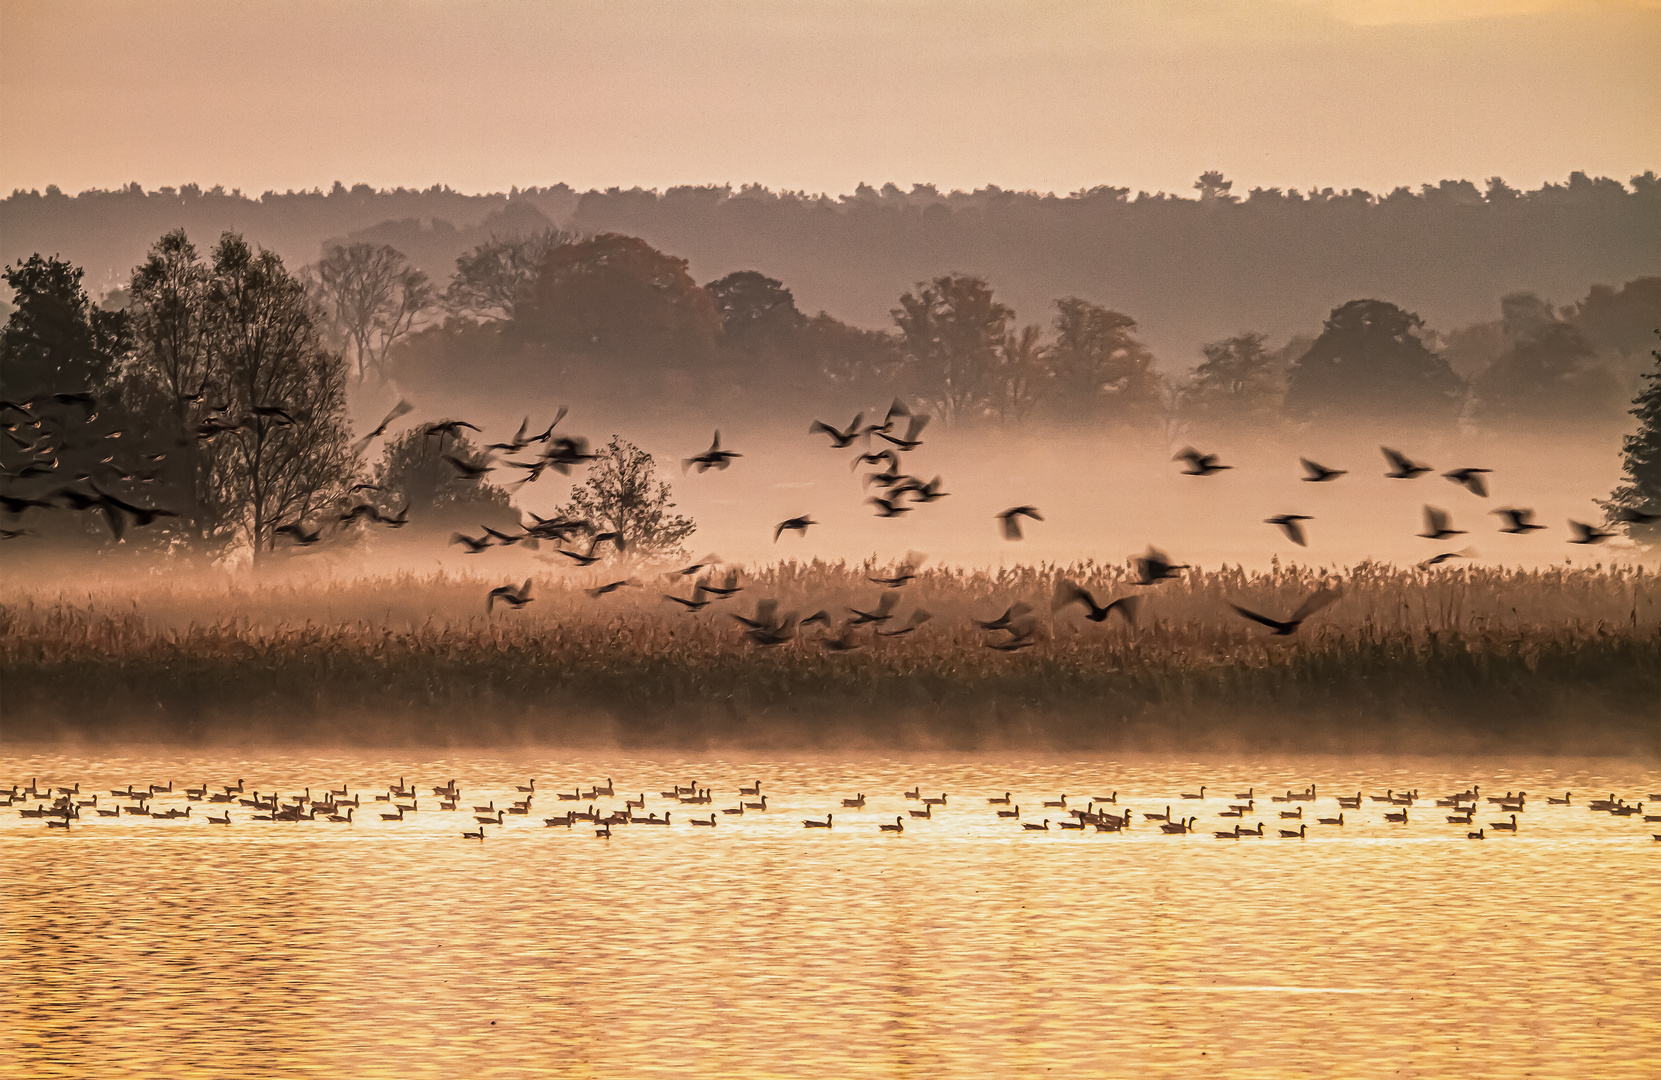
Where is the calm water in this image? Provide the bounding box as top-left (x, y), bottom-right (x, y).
top-left (2, 751), bottom-right (1656, 1079)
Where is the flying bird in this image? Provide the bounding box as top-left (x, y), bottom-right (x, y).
top-left (1052, 581), bottom-right (1140, 625)
top-left (876, 412), bottom-right (930, 450)
top-left (868, 496), bottom-right (911, 517)
top-left (351, 399), bottom-right (414, 455)
top-left (775, 515), bottom-right (817, 541)
top-left (1173, 447), bottom-right (1231, 476)
top-left (276, 522), bottom-right (323, 546)
top-left (1382, 446), bottom-right (1432, 479)
top-left (251, 405), bottom-right (296, 426)
top-left (809, 413), bottom-right (865, 448)
top-left (486, 417), bottom-right (537, 454)
top-left (893, 475), bottom-right (949, 503)
top-left (669, 553), bottom-right (722, 577)
top-left (683, 431), bottom-right (742, 473)
top-left (1443, 468), bottom-right (1492, 498)
top-left (1419, 506), bottom-right (1465, 541)
top-left (847, 592), bottom-right (900, 626)
top-left (1134, 546), bottom-right (1189, 585)
top-left (1419, 550), bottom-right (1473, 569)
top-left (997, 505), bottom-right (1043, 540)
top-left (1299, 457), bottom-right (1346, 482)
top-left (866, 398), bottom-right (911, 436)
top-left (663, 586), bottom-right (712, 612)
top-left (1567, 520), bottom-right (1615, 545)
top-left (449, 531), bottom-right (492, 554)
top-left (975, 602), bottom-right (1033, 631)
top-left (586, 579), bottom-right (639, 598)
top-left (876, 608), bottom-right (933, 636)
top-left (869, 551), bottom-right (928, 587)
top-left (425, 419), bottom-right (482, 443)
top-left (1613, 507), bottom-right (1661, 525)
top-left (1266, 514), bottom-right (1312, 547)
top-left (487, 579), bottom-right (534, 612)
top-left (1492, 507), bottom-right (1546, 534)
top-left (1229, 589), bottom-right (1342, 636)
top-left (443, 453), bottom-right (494, 479)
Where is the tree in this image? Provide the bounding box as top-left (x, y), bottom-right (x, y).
top-left (892, 274), bottom-right (1011, 425)
top-left (200, 233), bottom-right (355, 563)
top-left (804, 311), bottom-right (901, 390)
top-left (1044, 297), bottom-right (1163, 424)
top-left (1565, 276), bottom-right (1661, 388)
top-left (443, 227), bottom-right (576, 323)
top-left (1179, 331), bottom-right (1284, 428)
top-left (553, 436), bottom-right (695, 562)
top-left (1604, 332), bottom-right (1661, 544)
top-left (1473, 319), bottom-right (1622, 426)
top-left (528, 233), bottom-right (719, 360)
top-left (1283, 299), bottom-right (1466, 427)
top-left (126, 229), bottom-right (214, 541)
top-left (993, 323), bottom-right (1047, 423)
top-left (370, 429), bottom-right (514, 532)
top-left (311, 242), bottom-right (434, 382)
top-left (705, 270), bottom-right (806, 352)
top-left (0, 254), bottom-right (129, 398)
top-left (1194, 171), bottom-right (1237, 203)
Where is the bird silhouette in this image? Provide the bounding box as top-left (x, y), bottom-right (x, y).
top-left (487, 579), bottom-right (534, 612)
top-left (480, 525), bottom-right (527, 546)
top-left (876, 608), bottom-right (933, 636)
top-left (869, 551), bottom-right (928, 587)
top-left (809, 413), bottom-right (865, 448)
top-left (1567, 520), bottom-right (1615, 545)
top-left (449, 531), bottom-right (492, 554)
top-left (1299, 457), bottom-right (1346, 482)
top-left (865, 398), bottom-right (911, 436)
top-left (669, 553), bottom-right (722, 576)
top-left (1419, 506), bottom-right (1465, 541)
top-left (1382, 446), bottom-right (1432, 479)
top-left (1266, 514), bottom-right (1312, 546)
top-left (892, 475), bottom-right (949, 503)
top-left (663, 585), bottom-right (712, 612)
top-left (351, 399), bottom-right (414, 455)
top-left (1614, 507), bottom-right (1660, 525)
top-left (1493, 507), bottom-right (1546, 534)
top-left (425, 419), bottom-right (481, 446)
top-left (586, 579), bottom-right (639, 598)
top-left (1419, 550), bottom-right (1473, 569)
top-left (541, 436), bottom-right (598, 473)
top-left (975, 602), bottom-right (1033, 631)
top-left (251, 405), bottom-right (296, 426)
top-left (485, 417), bottom-right (538, 454)
top-left (775, 515), bottom-right (817, 541)
top-left (276, 522), bottom-right (323, 546)
top-left (683, 431), bottom-right (742, 473)
top-left (876, 412), bottom-right (930, 450)
top-left (1229, 589), bottom-right (1342, 635)
top-left (1443, 468), bottom-right (1492, 497)
top-left (443, 453), bottom-right (494, 479)
top-left (847, 592), bottom-right (900, 626)
top-left (1173, 447), bottom-right (1231, 476)
top-left (997, 506), bottom-right (1043, 540)
top-left (851, 448), bottom-right (900, 474)
top-left (1052, 581), bottom-right (1140, 625)
top-left (699, 572), bottom-right (743, 597)
top-left (1134, 546), bottom-right (1189, 585)
top-left (868, 496), bottom-right (911, 517)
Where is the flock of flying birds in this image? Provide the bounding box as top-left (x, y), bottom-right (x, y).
top-left (4, 392), bottom-right (1655, 645)
top-left (8, 772), bottom-right (1658, 843)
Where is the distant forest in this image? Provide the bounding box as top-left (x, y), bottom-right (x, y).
top-left (3, 170), bottom-right (1657, 368)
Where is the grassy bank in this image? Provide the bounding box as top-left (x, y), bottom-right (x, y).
top-left (3, 560), bottom-right (1657, 753)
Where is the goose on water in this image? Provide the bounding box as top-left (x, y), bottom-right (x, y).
top-left (1384, 808), bottom-right (1408, 823)
top-left (988, 792), bottom-right (1012, 805)
top-left (842, 794), bottom-right (866, 808)
top-left (1043, 794), bottom-right (1067, 808)
top-left (1315, 812), bottom-right (1344, 826)
top-left (475, 809), bottom-right (506, 825)
top-left (516, 779), bottom-right (536, 793)
top-left (462, 825), bottom-right (485, 840)
top-left (1280, 806), bottom-right (1303, 820)
top-left (803, 814), bottom-right (833, 829)
top-left (1279, 823), bottom-right (1307, 838)
top-left (909, 804), bottom-right (932, 819)
top-left (1546, 792), bottom-right (1571, 805)
top-left (207, 811), bottom-right (231, 825)
top-left (690, 814), bottom-right (717, 827)
top-left (996, 806), bottom-right (1020, 819)
top-left (1469, 829), bottom-right (1485, 839)
top-left (1490, 813), bottom-right (1519, 832)
top-left (1181, 787), bottom-right (1206, 800)
top-left (880, 817), bottom-right (905, 833)
top-left (1021, 819), bottom-right (1050, 831)
top-left (744, 795), bottom-right (768, 811)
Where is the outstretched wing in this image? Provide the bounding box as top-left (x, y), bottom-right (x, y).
top-left (1289, 588), bottom-right (1342, 624)
top-left (1228, 603), bottom-right (1286, 631)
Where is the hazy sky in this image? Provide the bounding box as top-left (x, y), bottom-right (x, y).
top-left (3, 0), bottom-right (1656, 198)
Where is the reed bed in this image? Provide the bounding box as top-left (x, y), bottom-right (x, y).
top-left (3, 559), bottom-right (1657, 753)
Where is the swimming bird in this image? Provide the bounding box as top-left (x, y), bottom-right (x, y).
top-left (1468, 829), bottom-right (1485, 839)
top-left (774, 515), bottom-right (817, 541)
top-left (1315, 813), bottom-right (1344, 825)
top-left (879, 817), bottom-right (904, 833)
top-left (803, 814), bottom-right (833, 829)
top-left (1052, 580), bottom-right (1140, 625)
top-left (1266, 514), bottom-right (1312, 547)
top-left (683, 431), bottom-right (741, 473)
top-left (1384, 807), bottom-right (1409, 823)
top-left (996, 506), bottom-right (1043, 541)
top-left (1173, 447), bottom-right (1231, 476)
top-left (206, 810), bottom-right (231, 825)
top-left (1279, 823), bottom-right (1307, 838)
top-left (1228, 588), bottom-right (1341, 636)
top-left (1419, 506), bottom-right (1465, 541)
top-left (1182, 787), bottom-right (1207, 800)
top-left (1022, 819), bottom-right (1050, 831)
top-left (1382, 446), bottom-right (1432, 479)
top-left (1443, 468), bottom-right (1492, 497)
top-left (1299, 457), bottom-right (1346, 482)
top-left (988, 792), bottom-right (1012, 805)
top-left (1568, 520), bottom-right (1615, 545)
top-left (1490, 813), bottom-right (1518, 832)
top-left (997, 805), bottom-right (1020, 819)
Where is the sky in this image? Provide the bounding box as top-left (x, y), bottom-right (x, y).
top-left (2, 0), bottom-right (1656, 199)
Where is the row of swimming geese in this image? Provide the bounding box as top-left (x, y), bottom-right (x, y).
top-left (6, 777), bottom-right (1657, 841)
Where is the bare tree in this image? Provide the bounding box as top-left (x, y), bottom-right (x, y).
top-left (310, 242), bottom-right (434, 383)
top-left (444, 227), bottom-right (578, 323)
top-left (203, 234), bottom-right (355, 564)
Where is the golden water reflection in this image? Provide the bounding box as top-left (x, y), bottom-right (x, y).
top-left (2, 752), bottom-right (1656, 1078)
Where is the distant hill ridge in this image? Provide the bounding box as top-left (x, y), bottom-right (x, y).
top-left (3, 172), bottom-right (1656, 360)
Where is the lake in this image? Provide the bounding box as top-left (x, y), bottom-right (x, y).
top-left (3, 750), bottom-right (1655, 1078)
